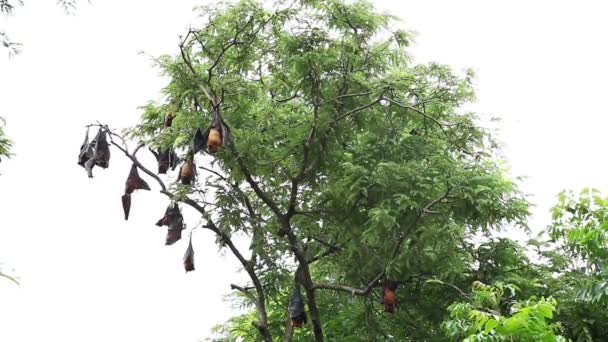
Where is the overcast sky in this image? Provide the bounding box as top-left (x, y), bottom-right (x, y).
top-left (0, 1), bottom-right (607, 341)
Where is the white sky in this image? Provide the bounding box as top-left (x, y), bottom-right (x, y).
top-left (0, 1), bottom-right (607, 341)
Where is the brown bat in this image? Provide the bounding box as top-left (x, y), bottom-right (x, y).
top-left (164, 112), bottom-right (174, 128)
top-left (125, 164), bottom-right (151, 194)
top-left (183, 235), bottom-right (195, 272)
top-left (288, 286), bottom-right (307, 328)
top-left (121, 164), bottom-right (150, 221)
top-left (150, 148), bottom-right (179, 174)
top-left (165, 228), bottom-right (183, 246)
top-left (383, 280), bottom-right (398, 313)
top-left (155, 203), bottom-right (180, 227)
top-left (156, 203), bottom-right (185, 245)
top-left (177, 153), bottom-right (196, 185)
top-left (78, 128), bottom-right (96, 178)
top-left (92, 128), bottom-right (110, 169)
top-left (192, 110), bottom-right (232, 154)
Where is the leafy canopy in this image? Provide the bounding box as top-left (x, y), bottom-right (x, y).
top-left (125, 0), bottom-right (530, 341)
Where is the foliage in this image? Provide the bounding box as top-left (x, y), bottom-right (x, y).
top-left (116, 0), bottom-right (529, 341)
top-left (443, 282), bottom-right (565, 342)
top-left (539, 189), bottom-right (608, 340)
top-left (0, 117), bottom-right (11, 164)
top-left (73, 0), bottom-right (608, 341)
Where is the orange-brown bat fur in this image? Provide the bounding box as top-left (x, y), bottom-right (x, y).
top-left (178, 160), bottom-right (195, 185)
top-left (383, 282), bottom-right (398, 313)
top-left (164, 112), bottom-right (174, 128)
top-left (207, 128), bottom-right (222, 153)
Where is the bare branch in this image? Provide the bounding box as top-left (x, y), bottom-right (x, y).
top-left (230, 283), bottom-right (258, 303)
top-left (312, 271), bottom-right (384, 296)
top-left (382, 97), bottom-right (447, 135)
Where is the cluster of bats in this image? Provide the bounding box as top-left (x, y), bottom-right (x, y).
top-left (77, 127), bottom-right (110, 177)
top-left (78, 110), bottom-right (398, 327)
top-left (77, 109), bottom-right (231, 273)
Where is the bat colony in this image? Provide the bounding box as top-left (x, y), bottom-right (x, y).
top-left (78, 110), bottom-right (402, 330)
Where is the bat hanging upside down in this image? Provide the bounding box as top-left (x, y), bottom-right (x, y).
top-left (156, 203), bottom-right (185, 245)
top-left (150, 148), bottom-right (179, 174)
top-left (183, 235), bottom-right (195, 272)
top-left (164, 112), bottom-right (174, 129)
top-left (288, 286), bottom-right (307, 328)
top-left (121, 164), bottom-right (151, 220)
top-left (383, 280), bottom-right (399, 313)
top-left (192, 109), bottom-right (232, 154)
top-left (78, 128), bottom-right (96, 178)
top-left (177, 153), bottom-right (196, 185)
top-left (92, 128), bottom-right (110, 168)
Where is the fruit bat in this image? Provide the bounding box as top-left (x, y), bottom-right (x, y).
top-left (156, 203), bottom-right (185, 245)
top-left (164, 112), bottom-right (174, 128)
top-left (165, 227), bottom-right (184, 245)
top-left (125, 164), bottom-right (151, 194)
top-left (191, 128), bottom-right (205, 154)
top-left (78, 128), bottom-right (96, 178)
top-left (121, 164), bottom-right (150, 221)
top-left (383, 280), bottom-right (398, 313)
top-left (92, 128), bottom-right (111, 169)
top-left (288, 286), bottom-right (307, 328)
top-left (183, 235), bottom-right (195, 272)
top-left (177, 155), bottom-right (196, 185)
top-left (155, 203), bottom-right (181, 227)
top-left (121, 194), bottom-right (131, 220)
top-left (150, 148), bottom-right (179, 174)
top-left (192, 110), bottom-right (232, 154)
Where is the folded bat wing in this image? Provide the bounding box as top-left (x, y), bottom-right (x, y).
top-left (192, 128), bottom-right (206, 154)
top-left (93, 128), bottom-right (110, 169)
top-left (121, 194), bottom-right (131, 220)
top-left (183, 236), bottom-right (195, 272)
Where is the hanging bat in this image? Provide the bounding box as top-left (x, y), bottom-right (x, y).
top-left (150, 148), bottom-right (179, 174)
top-left (169, 150), bottom-right (180, 171)
top-left (78, 128), bottom-right (96, 178)
top-left (156, 203), bottom-right (185, 245)
top-left (125, 164), bottom-right (151, 194)
top-left (92, 128), bottom-right (111, 169)
top-left (191, 128), bottom-right (205, 154)
top-left (177, 154), bottom-right (196, 185)
top-left (164, 112), bottom-right (174, 128)
top-left (165, 227), bottom-right (184, 245)
top-left (183, 235), bottom-right (195, 272)
top-left (288, 286), bottom-right (307, 328)
top-left (121, 164), bottom-right (150, 221)
top-left (121, 194), bottom-right (131, 220)
top-left (192, 110), bottom-right (232, 154)
top-left (155, 203), bottom-right (181, 227)
top-left (383, 280), bottom-right (399, 313)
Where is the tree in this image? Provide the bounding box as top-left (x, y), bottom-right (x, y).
top-left (79, 1), bottom-right (532, 341)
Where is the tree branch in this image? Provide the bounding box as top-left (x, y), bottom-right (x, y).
top-left (382, 97), bottom-right (447, 135)
top-left (310, 187), bottom-right (454, 298)
top-left (230, 283), bottom-right (258, 303)
top-left (99, 126), bottom-right (272, 342)
top-left (230, 143), bottom-right (285, 220)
